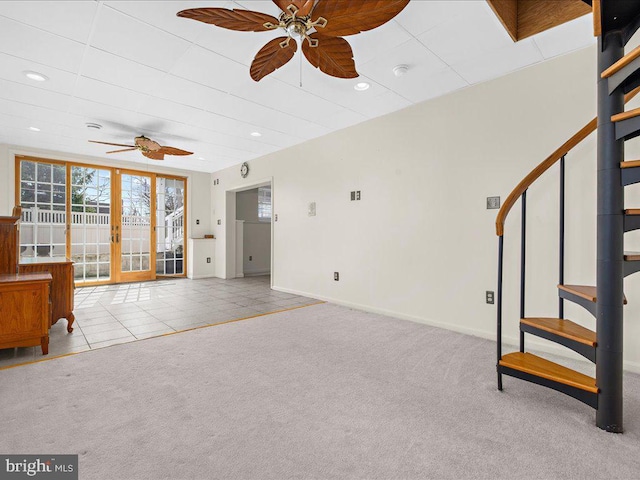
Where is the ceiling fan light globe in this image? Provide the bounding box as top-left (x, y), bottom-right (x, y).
top-left (286, 21), bottom-right (305, 38)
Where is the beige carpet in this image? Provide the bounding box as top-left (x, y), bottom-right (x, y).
top-left (1, 303), bottom-right (640, 479)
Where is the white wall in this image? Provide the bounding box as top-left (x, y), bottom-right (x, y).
top-left (211, 45), bottom-right (640, 372)
top-left (0, 145), bottom-right (212, 250)
top-left (236, 189), bottom-right (260, 222)
top-left (242, 223), bottom-right (271, 275)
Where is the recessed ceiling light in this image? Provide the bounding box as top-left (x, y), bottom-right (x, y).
top-left (250, 132), bottom-right (262, 137)
top-left (28, 126), bottom-right (41, 132)
top-left (23, 71), bottom-right (48, 82)
top-left (393, 65), bottom-right (409, 77)
top-left (354, 82), bottom-right (370, 91)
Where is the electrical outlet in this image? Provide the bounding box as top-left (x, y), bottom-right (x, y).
top-left (249, 255), bottom-right (252, 261)
top-left (196, 219), bottom-right (200, 225)
top-left (350, 191), bottom-right (355, 201)
top-left (486, 291), bottom-right (495, 304)
top-left (217, 219), bottom-right (221, 225)
top-left (487, 196), bottom-right (501, 209)
top-left (356, 191), bottom-right (361, 201)
top-left (334, 272), bottom-right (339, 281)
top-left (308, 202), bottom-right (316, 216)
top-left (206, 257), bottom-right (211, 264)
top-left (275, 214), bottom-right (278, 221)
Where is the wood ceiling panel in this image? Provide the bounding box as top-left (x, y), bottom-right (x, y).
top-left (518, 0), bottom-right (591, 40)
top-left (487, 0), bottom-right (592, 41)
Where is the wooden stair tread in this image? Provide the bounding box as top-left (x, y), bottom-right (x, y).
top-left (500, 352), bottom-right (598, 393)
top-left (625, 251), bottom-right (640, 261)
top-left (621, 160), bottom-right (640, 169)
top-left (602, 44), bottom-right (640, 79)
top-left (612, 107), bottom-right (640, 123)
top-left (626, 209), bottom-right (640, 215)
top-left (558, 284), bottom-right (628, 304)
top-left (558, 284), bottom-right (596, 302)
top-left (521, 318), bottom-right (596, 346)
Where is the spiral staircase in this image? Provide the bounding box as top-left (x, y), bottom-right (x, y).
top-left (494, 0), bottom-right (640, 432)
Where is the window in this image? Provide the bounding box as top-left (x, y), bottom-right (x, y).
top-left (155, 177), bottom-right (185, 275)
top-left (70, 166), bottom-right (111, 282)
top-left (19, 160), bottom-right (67, 258)
top-left (258, 186), bottom-right (271, 222)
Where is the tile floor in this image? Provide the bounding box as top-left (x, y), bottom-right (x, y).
top-left (0, 275), bottom-right (320, 369)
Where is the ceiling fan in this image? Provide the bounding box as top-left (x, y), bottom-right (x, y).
top-left (177, 0), bottom-right (410, 82)
top-left (89, 136), bottom-right (193, 161)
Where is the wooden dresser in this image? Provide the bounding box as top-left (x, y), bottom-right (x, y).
top-left (0, 207), bottom-right (75, 357)
top-left (19, 257), bottom-right (75, 332)
top-left (0, 273), bottom-right (52, 355)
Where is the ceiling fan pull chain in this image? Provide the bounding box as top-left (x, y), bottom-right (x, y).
top-left (299, 49), bottom-right (303, 88)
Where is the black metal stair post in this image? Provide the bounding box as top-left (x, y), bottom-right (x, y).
top-left (596, 32), bottom-right (625, 433)
top-left (559, 156), bottom-right (565, 320)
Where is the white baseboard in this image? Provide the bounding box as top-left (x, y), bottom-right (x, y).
top-left (271, 285), bottom-right (640, 375)
top-left (187, 274), bottom-right (217, 280)
top-left (243, 269), bottom-right (270, 277)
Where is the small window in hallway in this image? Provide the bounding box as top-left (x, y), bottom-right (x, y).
top-left (258, 186), bottom-right (271, 222)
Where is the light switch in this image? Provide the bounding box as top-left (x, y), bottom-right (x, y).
top-left (487, 196), bottom-right (500, 209)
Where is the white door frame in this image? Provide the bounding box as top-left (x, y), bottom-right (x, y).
top-left (224, 177), bottom-right (273, 287)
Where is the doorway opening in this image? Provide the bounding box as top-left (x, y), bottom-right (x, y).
top-left (225, 179), bottom-right (273, 284)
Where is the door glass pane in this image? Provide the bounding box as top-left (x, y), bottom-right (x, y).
top-left (19, 160), bottom-right (66, 259)
top-left (156, 177), bottom-right (185, 275)
top-left (121, 174), bottom-right (151, 273)
top-left (71, 166), bottom-right (111, 282)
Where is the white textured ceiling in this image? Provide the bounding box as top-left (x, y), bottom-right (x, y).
top-left (0, 1), bottom-right (595, 173)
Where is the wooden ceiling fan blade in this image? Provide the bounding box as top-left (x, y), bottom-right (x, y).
top-left (135, 136), bottom-right (161, 152)
top-left (302, 34), bottom-right (358, 79)
top-left (250, 37), bottom-right (297, 82)
top-left (177, 8), bottom-right (280, 31)
top-left (106, 148), bottom-right (138, 154)
top-left (142, 150), bottom-right (165, 161)
top-left (312, 0), bottom-right (410, 36)
top-left (89, 140), bottom-right (135, 148)
top-left (273, 0), bottom-right (315, 17)
top-left (158, 146), bottom-right (193, 156)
